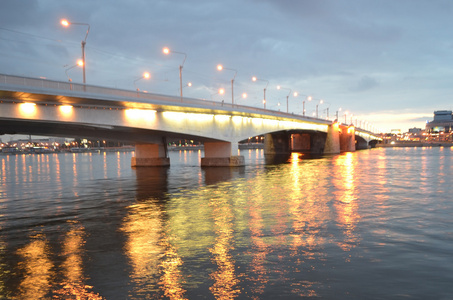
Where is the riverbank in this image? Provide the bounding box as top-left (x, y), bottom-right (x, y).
top-left (376, 142), bottom-right (453, 148)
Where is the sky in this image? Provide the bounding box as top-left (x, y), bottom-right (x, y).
top-left (1, 0), bottom-right (453, 137)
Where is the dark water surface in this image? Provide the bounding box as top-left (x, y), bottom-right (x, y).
top-left (1, 147), bottom-right (453, 299)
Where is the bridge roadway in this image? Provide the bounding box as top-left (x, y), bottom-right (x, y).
top-left (0, 74), bottom-right (380, 167)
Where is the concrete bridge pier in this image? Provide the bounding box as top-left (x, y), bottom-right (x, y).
top-left (339, 125), bottom-right (356, 152)
top-left (324, 123), bottom-right (341, 154)
top-left (131, 140), bottom-right (170, 167)
top-left (201, 141), bottom-right (245, 167)
top-left (264, 132), bottom-right (291, 164)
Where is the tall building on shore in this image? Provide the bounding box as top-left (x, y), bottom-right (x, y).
top-left (425, 110), bottom-right (453, 133)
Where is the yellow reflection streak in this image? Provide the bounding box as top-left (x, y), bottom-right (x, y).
top-left (159, 235), bottom-right (187, 300)
top-left (121, 202), bottom-right (165, 296)
top-left (209, 195), bottom-right (240, 299)
top-left (332, 153), bottom-right (360, 253)
top-left (53, 223), bottom-right (104, 299)
top-left (16, 235), bottom-right (54, 299)
top-left (247, 195), bottom-right (269, 296)
top-left (61, 224), bottom-right (85, 283)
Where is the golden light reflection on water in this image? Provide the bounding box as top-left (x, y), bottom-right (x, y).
top-left (16, 234), bottom-right (54, 299)
top-left (332, 152), bottom-right (360, 252)
top-left (121, 202), bottom-right (164, 296)
top-left (159, 235), bottom-right (187, 300)
top-left (247, 193), bottom-right (269, 296)
top-left (209, 194), bottom-right (241, 299)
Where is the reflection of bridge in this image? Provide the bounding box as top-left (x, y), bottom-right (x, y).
top-left (0, 74), bottom-right (380, 166)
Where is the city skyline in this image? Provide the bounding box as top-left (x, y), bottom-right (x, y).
top-left (1, 0), bottom-right (453, 135)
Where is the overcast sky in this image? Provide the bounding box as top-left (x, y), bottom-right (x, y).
top-left (1, 0), bottom-right (453, 135)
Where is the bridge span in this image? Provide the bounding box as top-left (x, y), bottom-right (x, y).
top-left (0, 74), bottom-right (381, 167)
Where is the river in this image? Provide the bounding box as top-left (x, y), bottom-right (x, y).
top-left (1, 147), bottom-right (452, 299)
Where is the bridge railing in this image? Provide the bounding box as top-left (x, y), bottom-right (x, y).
top-left (0, 73), bottom-right (316, 119)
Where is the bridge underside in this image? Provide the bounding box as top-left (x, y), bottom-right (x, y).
top-left (0, 118), bottom-right (218, 144)
top-left (1, 119), bottom-right (377, 167)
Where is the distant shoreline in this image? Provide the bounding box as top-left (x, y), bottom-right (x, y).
top-left (376, 142), bottom-right (453, 148)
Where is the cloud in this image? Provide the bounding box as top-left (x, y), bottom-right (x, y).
top-left (350, 76), bottom-right (379, 92)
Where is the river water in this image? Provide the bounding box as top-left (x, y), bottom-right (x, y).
top-left (1, 147), bottom-right (452, 299)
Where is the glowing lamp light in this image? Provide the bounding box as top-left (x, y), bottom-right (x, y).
top-left (187, 82), bottom-right (192, 87)
top-left (76, 59), bottom-right (84, 67)
top-left (217, 64), bottom-right (223, 71)
top-left (252, 76), bottom-right (257, 82)
top-left (162, 47), bottom-right (170, 54)
top-left (143, 72), bottom-right (150, 79)
top-left (242, 93), bottom-right (247, 98)
top-left (59, 105), bottom-right (73, 115)
top-left (293, 92), bottom-right (298, 97)
top-left (219, 88), bottom-right (225, 95)
top-left (19, 103), bottom-right (37, 116)
top-left (61, 19), bottom-right (69, 27)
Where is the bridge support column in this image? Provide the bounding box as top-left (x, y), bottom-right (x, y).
top-left (131, 142), bottom-right (170, 167)
top-left (324, 123), bottom-right (341, 154)
top-left (339, 125), bottom-right (356, 152)
top-left (201, 141), bottom-right (245, 167)
top-left (264, 132), bottom-right (291, 164)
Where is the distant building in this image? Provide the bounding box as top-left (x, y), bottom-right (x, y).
top-left (408, 127), bottom-right (423, 134)
top-left (426, 110), bottom-right (453, 133)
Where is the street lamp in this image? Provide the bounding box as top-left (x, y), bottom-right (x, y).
top-left (252, 76), bottom-right (269, 109)
top-left (61, 19), bottom-right (90, 84)
top-left (316, 99), bottom-right (324, 118)
top-left (210, 88), bottom-right (225, 101)
top-left (302, 95), bottom-right (312, 116)
top-left (277, 85), bottom-right (292, 113)
top-left (133, 72), bottom-right (150, 91)
top-left (65, 59), bottom-right (84, 82)
top-left (163, 47), bottom-right (187, 102)
top-left (217, 64), bottom-right (237, 105)
top-left (335, 108), bottom-right (342, 122)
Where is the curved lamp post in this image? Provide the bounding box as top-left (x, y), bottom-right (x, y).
top-left (217, 64), bottom-right (237, 105)
top-left (65, 59), bottom-right (84, 82)
top-left (133, 72), bottom-right (150, 91)
top-left (163, 47), bottom-right (187, 102)
top-left (61, 19), bottom-right (90, 84)
top-left (316, 99), bottom-right (324, 118)
top-left (277, 85), bottom-right (292, 113)
top-left (252, 76), bottom-right (269, 109)
top-left (210, 88), bottom-right (225, 101)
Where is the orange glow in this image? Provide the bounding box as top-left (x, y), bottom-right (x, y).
top-left (242, 92), bottom-right (247, 98)
top-left (307, 96), bottom-right (312, 101)
top-left (187, 82), bottom-right (192, 87)
top-left (293, 92), bottom-right (298, 97)
top-left (219, 88), bottom-right (225, 95)
top-left (347, 126), bottom-right (355, 134)
top-left (19, 103), bottom-right (37, 116)
top-left (76, 59), bottom-right (84, 66)
top-left (217, 64), bottom-right (223, 71)
top-left (252, 76), bottom-right (257, 81)
top-left (16, 236), bottom-right (54, 299)
top-left (61, 19), bottom-right (69, 27)
top-left (143, 72), bottom-right (150, 79)
top-left (59, 105), bottom-right (73, 116)
top-left (162, 47), bottom-right (170, 54)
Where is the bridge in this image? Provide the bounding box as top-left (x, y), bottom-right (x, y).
top-left (0, 74), bottom-right (381, 167)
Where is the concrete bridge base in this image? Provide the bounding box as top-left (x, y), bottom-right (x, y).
top-left (131, 142), bottom-right (170, 167)
top-left (264, 123), bottom-right (356, 161)
top-left (201, 141), bottom-right (245, 167)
